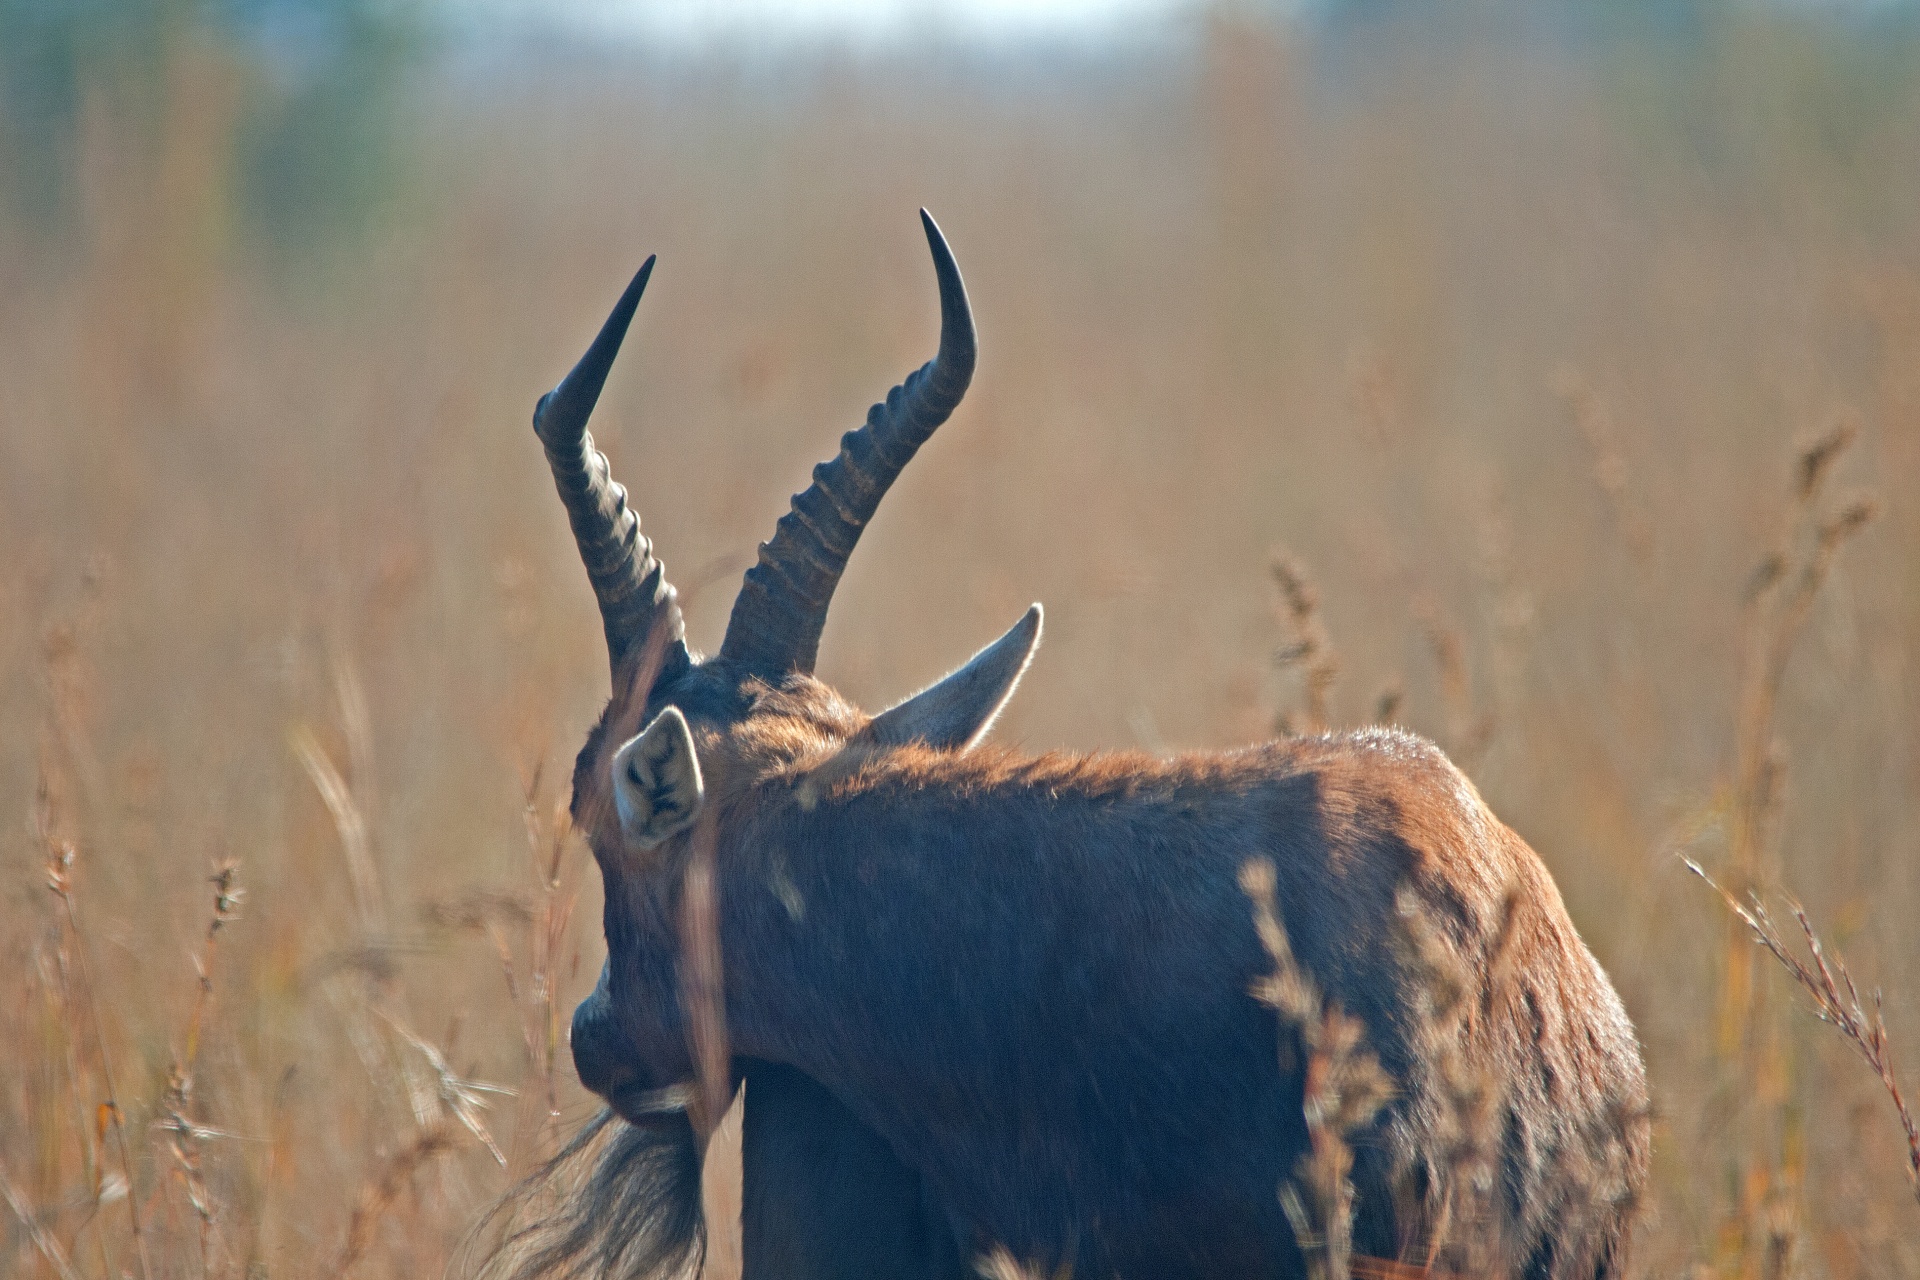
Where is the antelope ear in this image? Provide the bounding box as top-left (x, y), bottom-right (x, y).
top-left (866, 605), bottom-right (1042, 753)
top-left (611, 707), bottom-right (706, 848)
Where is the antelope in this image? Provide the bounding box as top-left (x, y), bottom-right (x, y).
top-left (501, 212), bottom-right (1649, 1280)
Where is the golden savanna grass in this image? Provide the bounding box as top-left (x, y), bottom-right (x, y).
top-left (4, 6), bottom-right (1920, 1276)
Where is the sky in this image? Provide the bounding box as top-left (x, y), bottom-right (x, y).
top-left (455, 0), bottom-right (1915, 49)
top-left (466, 0), bottom-right (1218, 45)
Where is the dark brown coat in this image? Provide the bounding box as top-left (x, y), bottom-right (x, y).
top-left (500, 212), bottom-right (1647, 1280)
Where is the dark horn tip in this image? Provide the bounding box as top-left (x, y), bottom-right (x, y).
top-left (534, 255), bottom-right (658, 447)
top-left (916, 210), bottom-right (974, 370)
top-left (918, 211), bottom-right (959, 294)
top-left (1012, 603), bottom-right (1043, 647)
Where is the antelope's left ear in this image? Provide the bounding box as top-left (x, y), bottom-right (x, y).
top-left (611, 707), bottom-right (705, 848)
top-left (865, 604), bottom-right (1043, 753)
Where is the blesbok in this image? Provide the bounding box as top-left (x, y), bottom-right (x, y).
top-left (497, 212), bottom-right (1649, 1279)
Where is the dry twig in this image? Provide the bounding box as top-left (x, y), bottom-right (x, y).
top-left (0, 1156), bottom-right (84, 1280)
top-left (37, 765), bottom-right (154, 1280)
top-left (1271, 552), bottom-right (1341, 736)
top-left (1688, 860), bottom-right (1920, 1210)
top-left (1241, 858), bottom-right (1394, 1280)
top-left (681, 804), bottom-right (733, 1144)
top-left (1412, 598), bottom-right (1495, 771)
top-left (333, 1121), bottom-right (463, 1276)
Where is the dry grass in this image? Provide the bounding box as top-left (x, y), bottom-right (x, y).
top-left (1688, 867), bottom-right (1920, 1211)
top-left (4, 6), bottom-right (1920, 1277)
top-left (1242, 857), bottom-right (1394, 1280)
top-left (1270, 552), bottom-right (1342, 737)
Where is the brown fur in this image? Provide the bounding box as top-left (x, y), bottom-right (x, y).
top-left (570, 670), bottom-right (1649, 1278)
top-left (532, 215), bottom-right (1646, 1278)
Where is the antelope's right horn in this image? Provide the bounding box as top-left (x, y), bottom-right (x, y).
top-left (535, 257), bottom-right (690, 689)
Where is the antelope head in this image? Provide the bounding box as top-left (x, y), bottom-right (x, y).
top-left (542, 213), bottom-right (1039, 1115)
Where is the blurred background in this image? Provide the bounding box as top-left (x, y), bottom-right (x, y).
top-left (3, 0), bottom-right (1918, 1275)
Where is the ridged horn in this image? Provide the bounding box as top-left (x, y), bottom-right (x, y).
top-left (718, 210), bottom-right (976, 676)
top-left (534, 257), bottom-right (690, 687)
